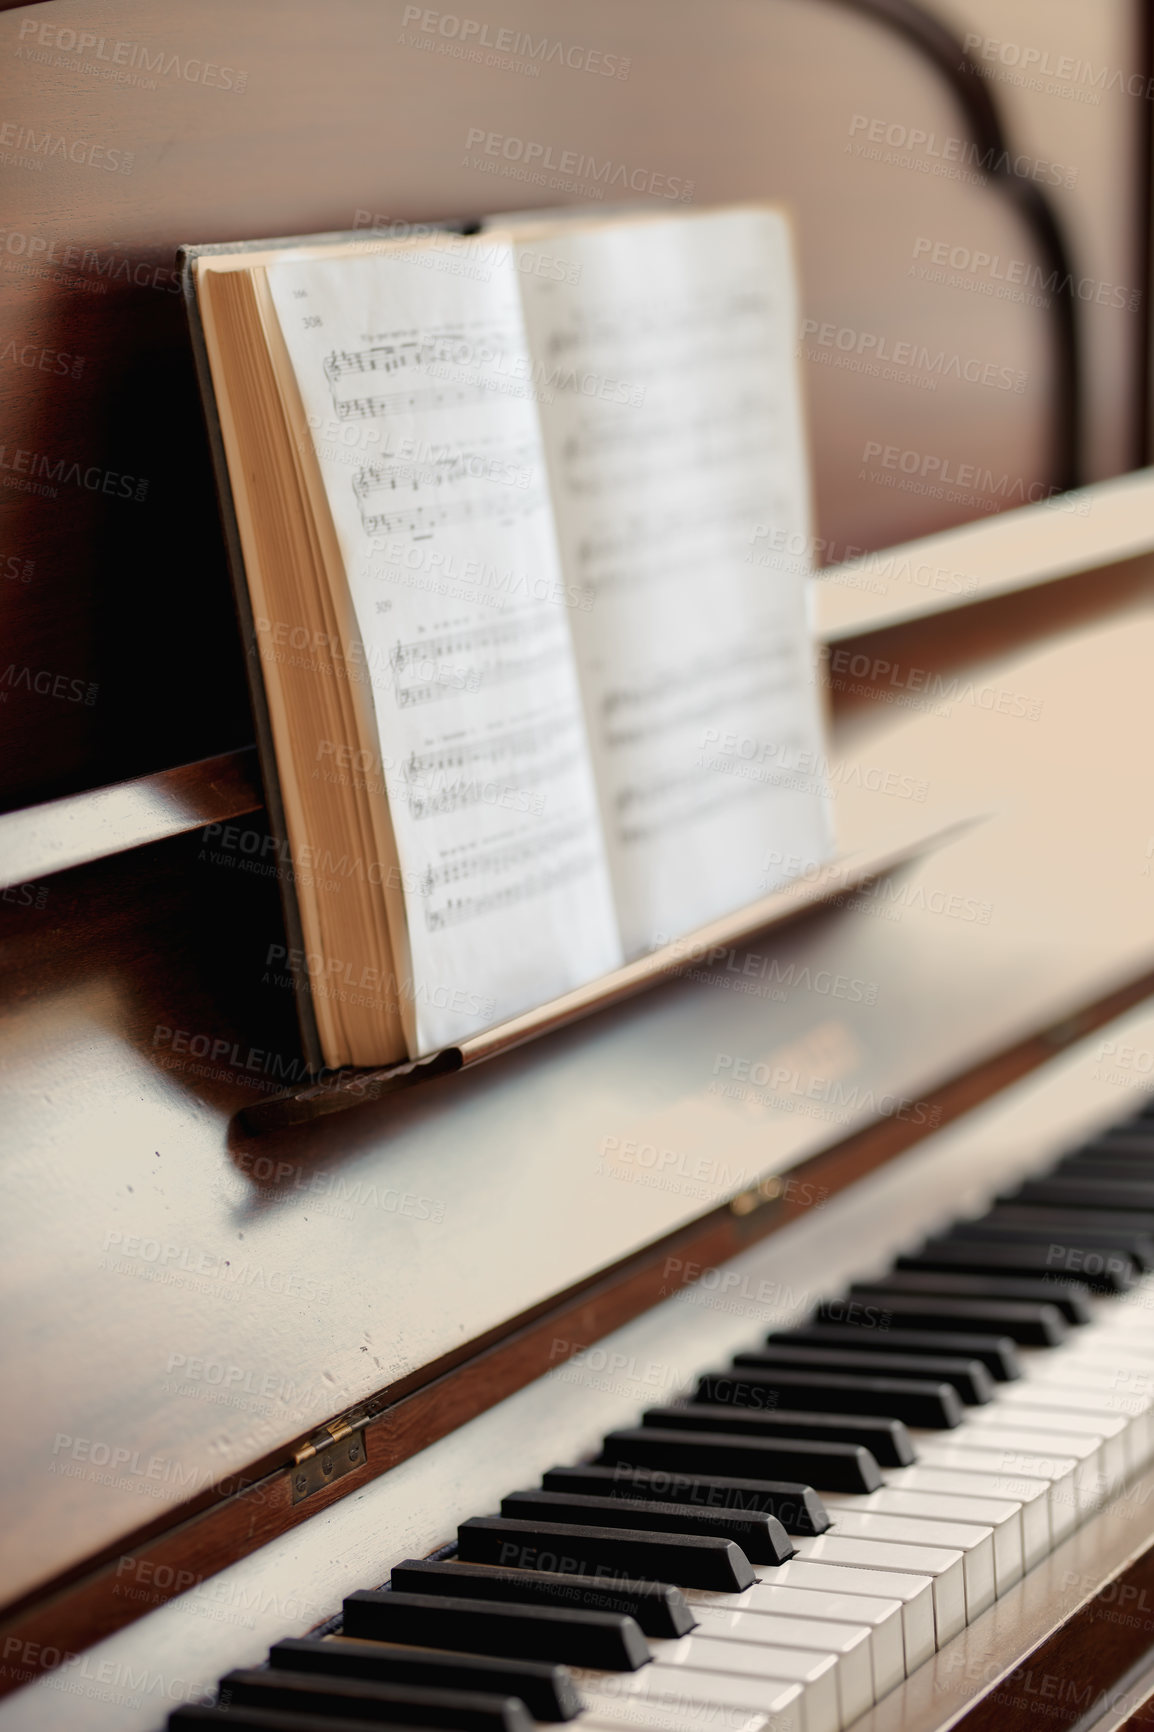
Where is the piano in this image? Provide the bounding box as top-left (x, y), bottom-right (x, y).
top-left (5, 4), bottom-right (1154, 1729)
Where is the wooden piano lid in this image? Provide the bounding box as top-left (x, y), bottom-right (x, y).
top-left (1, 0), bottom-right (1152, 1694)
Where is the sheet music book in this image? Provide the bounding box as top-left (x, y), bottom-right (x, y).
top-left (182, 204), bottom-right (832, 1069)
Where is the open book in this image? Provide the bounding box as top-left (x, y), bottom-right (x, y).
top-left (184, 203), bottom-right (832, 1069)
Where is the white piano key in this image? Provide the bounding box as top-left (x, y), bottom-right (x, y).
top-left (758, 1560), bottom-right (936, 1673)
top-left (825, 1485), bottom-right (1023, 1592)
top-left (579, 1705), bottom-right (794, 1732)
top-left (580, 1656), bottom-right (836, 1732)
top-left (910, 1440), bottom-right (1081, 1543)
top-left (809, 1509), bottom-right (994, 1619)
top-left (790, 1534), bottom-right (966, 1645)
top-left (886, 1463), bottom-right (1051, 1569)
top-left (960, 1405), bottom-right (1127, 1490)
top-left (679, 1611), bottom-right (875, 1724)
top-left (685, 1583), bottom-right (905, 1698)
top-left (647, 1637), bottom-right (849, 1732)
top-left (915, 1424), bottom-right (1105, 1517)
top-left (990, 1382), bottom-right (1151, 1473)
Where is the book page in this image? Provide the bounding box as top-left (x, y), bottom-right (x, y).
top-left (513, 206), bottom-right (833, 955)
top-left (264, 237), bottom-right (622, 1054)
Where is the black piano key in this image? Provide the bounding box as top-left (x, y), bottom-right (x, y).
top-left (767, 1323), bottom-right (1022, 1381)
top-left (1057, 1158), bottom-right (1154, 1183)
top-left (894, 1237), bottom-right (1135, 1294)
top-left (457, 1515), bottom-right (754, 1592)
top-left (707, 1363), bottom-right (965, 1427)
top-left (958, 1209), bottom-right (1154, 1269)
top-left (599, 1425), bottom-right (884, 1493)
top-left (385, 1561), bottom-right (695, 1640)
top-left (219, 1670), bottom-right (532, 1732)
top-left (342, 1590), bottom-right (648, 1669)
top-left (816, 1292), bottom-right (1068, 1347)
top-left (1006, 1177), bottom-right (1154, 1210)
top-left (269, 1639), bottom-right (582, 1722)
top-left (640, 1403), bottom-right (915, 1468)
top-left (694, 1367), bottom-right (963, 1429)
top-left (1070, 1132), bottom-right (1154, 1156)
top-left (170, 1711), bottom-right (393, 1732)
top-left (733, 1342), bottom-right (995, 1404)
top-left (841, 1273), bottom-right (1091, 1327)
top-left (499, 1488), bottom-right (795, 1564)
top-left (540, 1462), bottom-right (832, 1535)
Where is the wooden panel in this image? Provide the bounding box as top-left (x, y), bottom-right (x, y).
top-left (0, 0), bottom-right (1143, 804)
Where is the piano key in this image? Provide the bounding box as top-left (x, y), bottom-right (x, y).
top-left (731, 1343), bottom-right (995, 1404)
top-left (498, 1489), bottom-right (795, 1565)
top-left (1074, 1122), bottom-right (1150, 1150)
top-left (843, 1272), bottom-right (1091, 1325)
top-left (640, 1404), bottom-right (915, 1468)
top-left (817, 1293), bottom-right (1067, 1347)
top-left (916, 1423), bottom-right (1107, 1517)
top-left (385, 1562), bottom-right (696, 1638)
top-left (909, 1440), bottom-right (1081, 1543)
top-left (1053, 1136), bottom-right (1154, 1163)
top-left (580, 1653), bottom-right (840, 1732)
top-left (577, 1670), bottom-right (809, 1732)
top-left (689, 1582), bottom-right (906, 1698)
top-left (680, 1606), bottom-right (877, 1720)
top-left (1005, 1176), bottom-right (1154, 1210)
top-left (267, 1638), bottom-right (583, 1721)
top-left (958, 1404), bottom-right (1130, 1487)
top-left (579, 1707), bottom-right (790, 1732)
top-left (986, 1382), bottom-right (1151, 1473)
top-left (170, 1711), bottom-right (405, 1732)
top-left (892, 1238), bottom-right (1135, 1294)
top-left (342, 1591), bottom-right (652, 1669)
top-left (884, 1464), bottom-right (1051, 1569)
top-left (788, 1534), bottom-right (966, 1644)
top-left (958, 1208), bottom-right (1154, 1266)
top-left (456, 1515), bottom-right (756, 1592)
top-left (649, 1636), bottom-right (852, 1731)
top-left (801, 1509), bottom-right (995, 1618)
top-left (598, 1426), bottom-right (884, 1494)
top-left (1057, 1159), bottom-right (1154, 1184)
top-left (767, 1325), bottom-right (1022, 1380)
top-left (217, 1669), bottom-right (534, 1732)
top-left (579, 1713), bottom-right (787, 1732)
top-left (694, 1368), bottom-right (963, 1429)
top-left (745, 1560), bottom-right (936, 1673)
top-left (540, 1463), bottom-right (832, 1536)
top-left (823, 1486), bottom-right (1023, 1592)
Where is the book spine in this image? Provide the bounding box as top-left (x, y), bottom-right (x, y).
top-left (177, 245), bottom-right (325, 1075)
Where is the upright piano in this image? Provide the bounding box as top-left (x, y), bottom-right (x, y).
top-left (5, 3), bottom-right (1154, 1729)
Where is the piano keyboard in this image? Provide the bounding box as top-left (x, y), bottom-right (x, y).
top-left (163, 1090), bottom-right (1154, 1732)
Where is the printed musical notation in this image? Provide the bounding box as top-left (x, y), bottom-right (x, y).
top-left (324, 337), bottom-right (468, 384)
top-left (419, 820), bottom-right (599, 931)
top-left (352, 444), bottom-right (542, 537)
top-left (324, 324), bottom-right (514, 422)
top-left (402, 713), bottom-right (581, 818)
top-left (389, 612), bottom-right (569, 709)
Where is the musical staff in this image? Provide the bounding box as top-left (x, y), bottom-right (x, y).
top-left (352, 443), bottom-right (542, 537)
top-left (402, 714), bottom-right (581, 819)
top-left (420, 821), bottom-right (601, 931)
top-left (389, 613), bottom-right (570, 708)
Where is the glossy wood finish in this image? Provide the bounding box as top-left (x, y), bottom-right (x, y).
top-left (0, 747), bottom-right (260, 890)
top-left (0, 0), bottom-right (1143, 805)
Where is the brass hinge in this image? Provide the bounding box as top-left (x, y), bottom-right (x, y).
top-left (730, 1175), bottom-right (784, 1217)
top-left (290, 1413), bottom-right (367, 1504)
